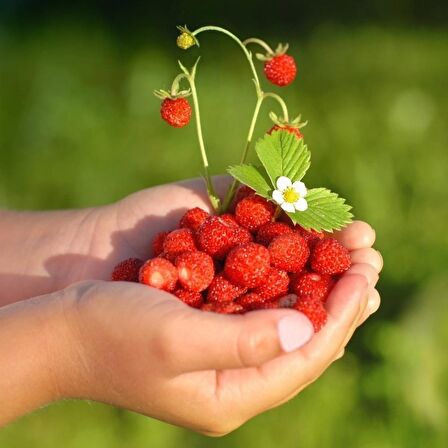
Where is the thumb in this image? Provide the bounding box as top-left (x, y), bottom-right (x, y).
top-left (154, 302), bottom-right (315, 373)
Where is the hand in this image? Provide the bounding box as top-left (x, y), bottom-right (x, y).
top-left (49, 220), bottom-right (381, 436)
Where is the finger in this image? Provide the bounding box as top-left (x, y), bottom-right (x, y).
top-left (222, 274), bottom-right (368, 414)
top-left (346, 263), bottom-right (379, 289)
top-left (350, 248), bottom-right (383, 273)
top-left (158, 305), bottom-right (314, 373)
top-left (357, 288), bottom-right (381, 326)
top-left (334, 220), bottom-right (376, 250)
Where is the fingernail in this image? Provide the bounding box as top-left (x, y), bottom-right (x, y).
top-left (278, 314), bottom-right (314, 352)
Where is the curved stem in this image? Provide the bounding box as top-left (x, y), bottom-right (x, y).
top-left (263, 92), bottom-right (290, 122)
top-left (171, 73), bottom-right (189, 94)
top-left (243, 37), bottom-right (274, 55)
top-left (192, 26), bottom-right (260, 88)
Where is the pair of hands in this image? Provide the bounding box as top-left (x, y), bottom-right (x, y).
top-left (0, 178), bottom-right (383, 434)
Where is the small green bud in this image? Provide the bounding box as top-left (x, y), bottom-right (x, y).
top-left (177, 32), bottom-right (196, 50)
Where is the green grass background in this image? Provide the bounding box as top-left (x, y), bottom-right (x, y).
top-left (0, 22), bottom-right (447, 447)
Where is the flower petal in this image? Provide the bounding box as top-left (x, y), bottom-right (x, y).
top-left (272, 190), bottom-right (285, 205)
top-left (281, 202), bottom-right (295, 213)
top-left (294, 198), bottom-right (308, 211)
top-left (292, 181), bottom-right (307, 197)
top-left (276, 176), bottom-right (292, 191)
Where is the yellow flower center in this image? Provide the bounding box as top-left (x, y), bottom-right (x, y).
top-left (176, 33), bottom-right (195, 50)
top-left (283, 187), bottom-right (300, 203)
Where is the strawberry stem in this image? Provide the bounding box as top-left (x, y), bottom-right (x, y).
top-left (263, 92), bottom-right (290, 122)
top-left (243, 37), bottom-right (275, 55)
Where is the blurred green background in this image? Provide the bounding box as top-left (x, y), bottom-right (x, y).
top-left (1, 0), bottom-right (447, 446)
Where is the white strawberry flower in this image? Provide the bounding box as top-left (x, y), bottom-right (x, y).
top-left (272, 176), bottom-right (308, 213)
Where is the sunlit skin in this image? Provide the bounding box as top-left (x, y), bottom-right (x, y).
top-left (0, 177), bottom-right (382, 434)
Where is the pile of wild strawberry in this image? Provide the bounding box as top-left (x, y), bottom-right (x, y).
top-left (112, 186), bottom-right (351, 332)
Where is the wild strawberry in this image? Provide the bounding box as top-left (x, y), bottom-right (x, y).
top-left (220, 214), bottom-right (253, 245)
top-left (179, 207), bottom-right (209, 232)
top-left (294, 296), bottom-right (327, 332)
top-left (175, 251), bottom-right (214, 292)
top-left (174, 288), bottom-right (203, 308)
top-left (163, 228), bottom-right (197, 260)
top-left (207, 273), bottom-right (247, 303)
top-left (160, 97), bottom-right (192, 128)
top-left (235, 292), bottom-right (267, 311)
top-left (201, 302), bottom-right (245, 314)
top-left (311, 238), bottom-right (351, 275)
top-left (111, 258), bottom-right (144, 282)
top-left (196, 216), bottom-right (238, 259)
top-left (139, 258), bottom-right (178, 292)
top-left (235, 185), bottom-right (255, 204)
top-left (219, 213), bottom-right (238, 226)
top-left (254, 300), bottom-right (280, 310)
top-left (235, 194), bottom-right (275, 232)
top-left (296, 226), bottom-right (325, 250)
top-left (224, 242), bottom-right (270, 288)
top-left (152, 231), bottom-right (169, 257)
top-left (253, 267), bottom-right (289, 300)
top-left (256, 221), bottom-right (293, 246)
top-left (268, 124), bottom-right (303, 139)
top-left (269, 233), bottom-right (310, 272)
top-left (264, 53), bottom-right (297, 87)
top-left (291, 272), bottom-right (334, 302)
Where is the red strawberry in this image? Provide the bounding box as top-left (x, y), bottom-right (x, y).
top-left (201, 302), bottom-right (245, 314)
top-left (160, 97), bottom-right (192, 128)
top-left (264, 54), bottom-right (297, 87)
top-left (268, 233), bottom-right (310, 273)
top-left (179, 207), bottom-right (209, 232)
top-left (235, 185), bottom-right (255, 204)
top-left (139, 258), bottom-right (178, 292)
top-left (220, 214), bottom-right (253, 245)
top-left (235, 292), bottom-right (267, 311)
top-left (253, 267), bottom-right (289, 300)
top-left (235, 194), bottom-right (275, 232)
top-left (296, 226), bottom-right (325, 250)
top-left (256, 221), bottom-right (293, 246)
top-left (174, 288), bottom-right (203, 308)
top-left (291, 272), bottom-right (334, 302)
top-left (111, 258), bottom-right (144, 282)
top-left (196, 216), bottom-right (238, 259)
top-left (311, 238), bottom-right (351, 275)
top-left (294, 296), bottom-right (327, 332)
top-left (175, 251), bottom-right (214, 292)
top-left (163, 228), bottom-right (197, 260)
top-left (151, 231), bottom-right (169, 257)
top-left (224, 243), bottom-right (270, 288)
top-left (268, 124), bottom-right (303, 139)
top-left (207, 272), bottom-right (247, 303)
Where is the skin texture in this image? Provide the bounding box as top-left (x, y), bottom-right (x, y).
top-left (0, 178), bottom-right (382, 434)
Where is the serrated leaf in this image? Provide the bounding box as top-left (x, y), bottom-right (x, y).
top-left (227, 164), bottom-right (272, 198)
top-left (255, 130), bottom-right (311, 186)
top-left (288, 188), bottom-right (353, 232)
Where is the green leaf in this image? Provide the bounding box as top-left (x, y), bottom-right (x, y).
top-left (288, 188), bottom-right (353, 232)
top-left (255, 130), bottom-right (311, 186)
top-left (227, 164), bottom-right (272, 198)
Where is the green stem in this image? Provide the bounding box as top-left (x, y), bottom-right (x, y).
top-left (170, 73), bottom-right (189, 94)
top-left (221, 95), bottom-right (264, 211)
top-left (272, 205), bottom-right (282, 221)
top-left (192, 26), bottom-right (260, 88)
top-left (263, 92), bottom-right (290, 122)
top-left (243, 37), bottom-right (274, 55)
top-left (186, 68), bottom-right (220, 211)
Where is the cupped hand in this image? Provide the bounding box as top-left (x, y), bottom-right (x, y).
top-left (55, 210), bottom-right (382, 435)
